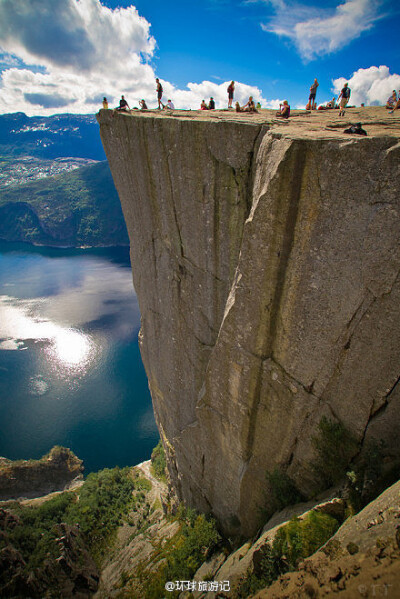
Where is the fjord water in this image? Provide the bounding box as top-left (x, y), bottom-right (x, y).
top-left (0, 242), bottom-right (158, 472)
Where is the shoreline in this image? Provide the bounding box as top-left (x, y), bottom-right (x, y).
top-left (0, 238), bottom-right (129, 251)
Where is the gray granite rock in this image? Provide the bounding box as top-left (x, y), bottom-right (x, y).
top-left (97, 109), bottom-right (400, 537)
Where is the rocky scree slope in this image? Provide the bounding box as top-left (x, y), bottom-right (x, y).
top-left (97, 107), bottom-right (400, 537)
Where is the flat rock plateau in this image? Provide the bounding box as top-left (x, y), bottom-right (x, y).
top-left (98, 106), bottom-right (400, 537)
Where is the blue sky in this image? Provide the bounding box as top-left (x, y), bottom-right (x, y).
top-left (0, 0), bottom-right (399, 114)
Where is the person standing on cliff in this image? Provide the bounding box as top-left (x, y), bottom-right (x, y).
top-left (156, 78), bottom-right (164, 109)
top-left (308, 78), bottom-right (319, 110)
top-left (338, 83), bottom-right (351, 116)
top-left (227, 81), bottom-right (235, 108)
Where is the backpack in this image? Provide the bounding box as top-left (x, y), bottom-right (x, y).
top-left (344, 124), bottom-right (367, 136)
top-left (343, 87), bottom-right (350, 99)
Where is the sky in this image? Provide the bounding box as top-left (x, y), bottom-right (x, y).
top-left (0, 0), bottom-right (399, 115)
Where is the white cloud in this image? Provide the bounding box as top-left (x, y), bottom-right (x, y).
top-left (261, 0), bottom-right (384, 60)
top-left (0, 0), bottom-right (157, 115)
top-left (0, 0), bottom-right (270, 115)
top-left (332, 65), bottom-right (400, 106)
top-left (0, 0), bottom-right (155, 72)
top-left (163, 80), bottom-right (266, 110)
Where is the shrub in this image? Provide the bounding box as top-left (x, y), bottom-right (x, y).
top-left (235, 543), bottom-right (283, 598)
top-left (347, 439), bottom-right (388, 512)
top-left (151, 440), bottom-right (167, 481)
top-left (0, 492), bottom-right (74, 569)
top-left (66, 466), bottom-right (136, 561)
top-left (0, 466), bottom-right (137, 573)
top-left (311, 417), bottom-right (358, 489)
top-left (266, 468), bottom-right (305, 516)
top-left (235, 510), bottom-right (340, 598)
top-left (143, 509), bottom-right (221, 599)
top-left (135, 476), bottom-right (152, 492)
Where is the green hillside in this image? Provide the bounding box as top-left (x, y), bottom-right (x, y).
top-left (0, 161), bottom-right (129, 247)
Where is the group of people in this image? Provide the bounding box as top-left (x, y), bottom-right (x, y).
top-left (306, 79), bottom-right (351, 116)
top-left (102, 89), bottom-right (175, 113)
top-left (386, 90), bottom-right (400, 113)
top-left (236, 97), bottom-right (261, 113)
top-left (200, 97), bottom-right (216, 110)
top-left (102, 76), bottom-right (396, 119)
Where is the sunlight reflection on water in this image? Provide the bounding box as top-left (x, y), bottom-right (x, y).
top-left (0, 296), bottom-right (99, 380)
top-left (47, 328), bottom-right (96, 372)
top-left (0, 245), bottom-right (157, 472)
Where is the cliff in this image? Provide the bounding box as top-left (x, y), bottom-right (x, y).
top-left (0, 446), bottom-right (83, 500)
top-left (97, 107), bottom-right (400, 536)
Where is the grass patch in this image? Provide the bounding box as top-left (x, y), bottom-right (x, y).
top-left (273, 511), bottom-right (340, 568)
top-left (235, 510), bottom-right (340, 598)
top-left (1, 492), bottom-right (75, 570)
top-left (130, 507), bottom-right (221, 599)
top-left (66, 467), bottom-right (136, 563)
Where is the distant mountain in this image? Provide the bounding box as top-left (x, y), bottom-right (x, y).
top-left (0, 112), bottom-right (106, 160)
top-left (0, 112), bottom-right (128, 247)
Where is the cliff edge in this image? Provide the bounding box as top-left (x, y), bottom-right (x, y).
top-left (0, 446), bottom-right (83, 501)
top-left (97, 107), bottom-right (400, 536)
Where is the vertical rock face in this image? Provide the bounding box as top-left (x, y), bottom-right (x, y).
top-left (97, 110), bottom-right (400, 536)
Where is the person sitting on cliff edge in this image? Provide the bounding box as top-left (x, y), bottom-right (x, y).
top-left (115, 95), bottom-right (130, 111)
top-left (200, 100), bottom-right (208, 110)
top-left (318, 97), bottom-right (337, 110)
top-left (242, 96), bottom-right (258, 113)
top-left (275, 100), bottom-right (290, 118)
top-left (395, 91), bottom-right (400, 111)
top-left (139, 99), bottom-right (148, 110)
